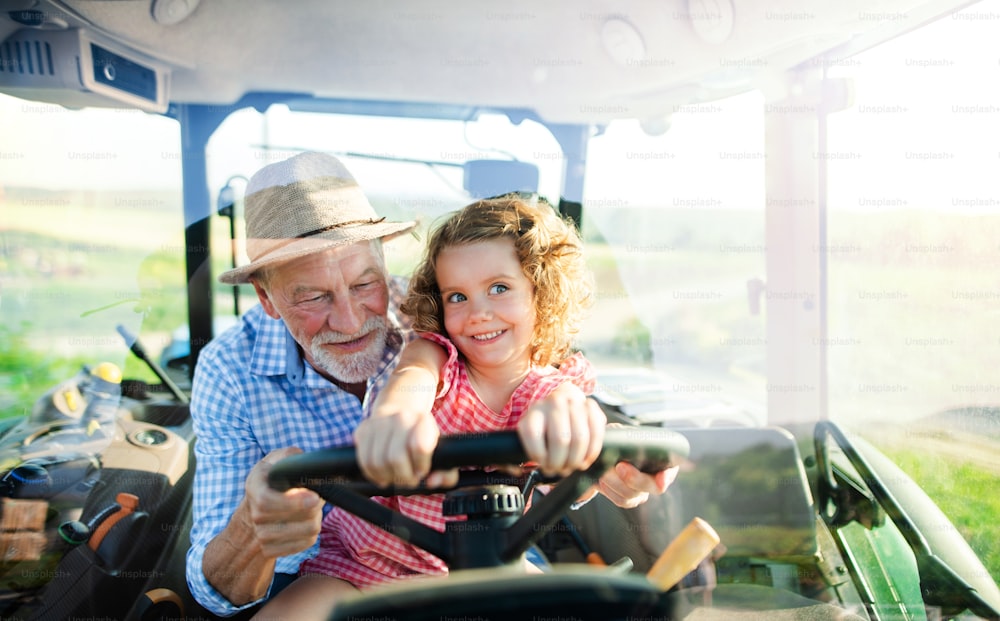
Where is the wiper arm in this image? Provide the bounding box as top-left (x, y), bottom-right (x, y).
top-left (815, 421), bottom-right (1000, 620)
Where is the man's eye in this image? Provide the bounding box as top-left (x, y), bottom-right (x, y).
top-left (446, 292), bottom-right (466, 303)
top-left (489, 284), bottom-right (509, 295)
top-left (300, 294), bottom-right (327, 305)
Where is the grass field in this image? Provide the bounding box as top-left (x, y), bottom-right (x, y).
top-left (874, 438), bottom-right (1000, 585)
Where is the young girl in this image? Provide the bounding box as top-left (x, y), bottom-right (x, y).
top-left (256, 195), bottom-right (618, 617)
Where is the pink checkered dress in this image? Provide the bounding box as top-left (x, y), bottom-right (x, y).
top-left (299, 332), bottom-right (595, 588)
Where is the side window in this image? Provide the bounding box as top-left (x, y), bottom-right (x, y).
top-left (0, 95), bottom-right (183, 407)
top-left (824, 9), bottom-right (1000, 584)
top-left (826, 11), bottom-right (1000, 434)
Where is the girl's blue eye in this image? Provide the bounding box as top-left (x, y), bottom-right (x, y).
top-left (489, 283), bottom-right (509, 295)
top-left (446, 292), bottom-right (467, 303)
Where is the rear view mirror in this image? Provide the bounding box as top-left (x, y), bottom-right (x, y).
top-left (462, 160), bottom-right (539, 199)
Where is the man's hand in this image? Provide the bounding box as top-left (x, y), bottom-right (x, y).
top-left (203, 447), bottom-right (323, 606)
top-left (244, 448), bottom-right (324, 558)
top-left (596, 461), bottom-right (679, 509)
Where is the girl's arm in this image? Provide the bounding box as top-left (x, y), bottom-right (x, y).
top-left (353, 338), bottom-right (453, 488)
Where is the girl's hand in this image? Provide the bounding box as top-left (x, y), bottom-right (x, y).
top-left (354, 409), bottom-right (457, 488)
top-left (518, 387), bottom-right (679, 507)
top-left (517, 382), bottom-right (605, 477)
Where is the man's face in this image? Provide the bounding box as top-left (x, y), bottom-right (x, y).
top-left (255, 241), bottom-right (391, 384)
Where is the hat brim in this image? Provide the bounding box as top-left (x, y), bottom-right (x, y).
top-left (218, 219), bottom-right (417, 285)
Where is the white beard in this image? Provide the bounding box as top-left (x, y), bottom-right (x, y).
top-left (309, 316), bottom-right (389, 384)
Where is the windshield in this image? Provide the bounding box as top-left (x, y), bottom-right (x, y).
top-left (581, 92), bottom-right (768, 428)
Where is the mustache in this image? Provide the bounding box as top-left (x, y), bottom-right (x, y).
top-left (313, 316), bottom-right (387, 345)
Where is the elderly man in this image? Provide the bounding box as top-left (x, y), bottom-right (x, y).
top-left (186, 152), bottom-right (672, 616)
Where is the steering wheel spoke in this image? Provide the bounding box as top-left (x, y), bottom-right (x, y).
top-left (502, 467), bottom-right (602, 562)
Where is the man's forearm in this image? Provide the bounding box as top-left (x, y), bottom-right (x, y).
top-left (202, 497), bottom-right (275, 606)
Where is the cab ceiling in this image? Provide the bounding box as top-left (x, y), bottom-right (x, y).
top-left (0, 0), bottom-right (981, 123)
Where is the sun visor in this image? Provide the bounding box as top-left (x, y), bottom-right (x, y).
top-left (0, 28), bottom-right (170, 113)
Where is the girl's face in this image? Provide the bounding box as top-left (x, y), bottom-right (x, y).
top-left (435, 237), bottom-right (537, 373)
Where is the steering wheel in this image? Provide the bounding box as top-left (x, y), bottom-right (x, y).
top-left (268, 427), bottom-right (688, 570)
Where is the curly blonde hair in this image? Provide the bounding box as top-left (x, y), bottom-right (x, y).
top-left (402, 195), bottom-right (594, 368)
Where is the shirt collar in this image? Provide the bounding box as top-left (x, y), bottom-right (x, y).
top-left (284, 326), bottom-right (307, 385)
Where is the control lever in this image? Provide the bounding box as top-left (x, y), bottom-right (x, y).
top-left (646, 517), bottom-right (720, 591)
top-left (116, 325), bottom-right (188, 404)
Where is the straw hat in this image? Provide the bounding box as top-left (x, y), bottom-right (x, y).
top-left (219, 152), bottom-right (416, 284)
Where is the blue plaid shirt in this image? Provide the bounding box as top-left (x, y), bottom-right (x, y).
top-left (185, 276), bottom-right (410, 616)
